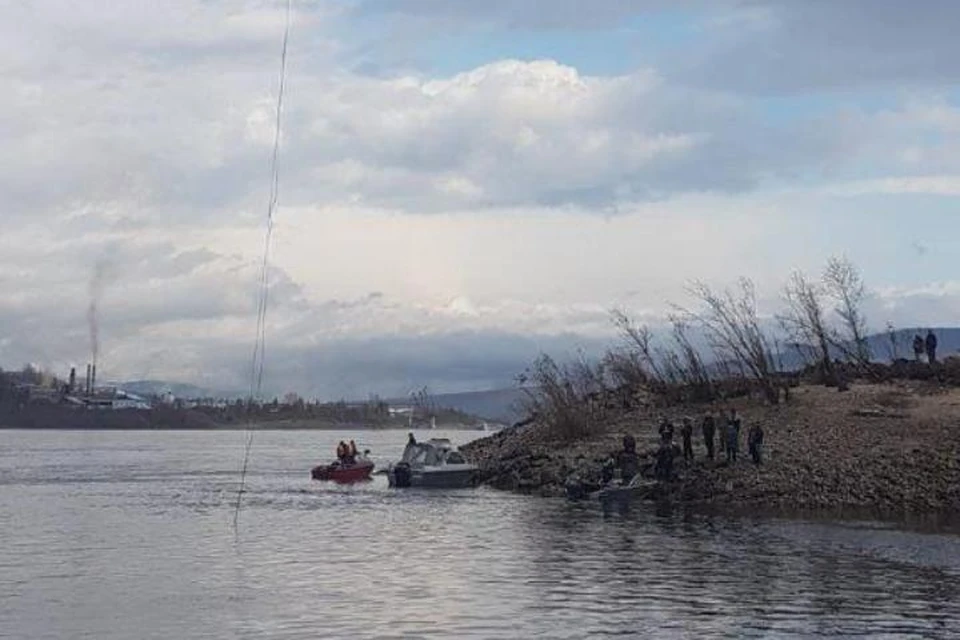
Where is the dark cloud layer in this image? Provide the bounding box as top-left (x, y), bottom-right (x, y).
top-left (187, 330), bottom-right (610, 400)
top-left (678, 1), bottom-right (960, 94)
top-left (353, 0), bottom-right (960, 94)
top-left (353, 0), bottom-right (710, 30)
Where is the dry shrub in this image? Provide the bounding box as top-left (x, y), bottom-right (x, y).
top-left (520, 354), bottom-right (610, 442)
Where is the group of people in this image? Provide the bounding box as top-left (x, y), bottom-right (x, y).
top-left (336, 440), bottom-right (360, 465)
top-left (652, 409), bottom-right (764, 480)
top-left (912, 330), bottom-right (938, 363)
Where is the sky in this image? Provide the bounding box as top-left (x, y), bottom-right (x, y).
top-left (2, 0), bottom-right (960, 399)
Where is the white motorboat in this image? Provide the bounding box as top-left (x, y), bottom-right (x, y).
top-left (387, 438), bottom-right (476, 488)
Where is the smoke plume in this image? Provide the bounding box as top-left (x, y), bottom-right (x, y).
top-left (88, 260), bottom-right (108, 369)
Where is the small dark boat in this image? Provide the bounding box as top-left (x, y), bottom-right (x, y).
top-left (594, 478), bottom-right (657, 507)
top-left (310, 458), bottom-right (374, 483)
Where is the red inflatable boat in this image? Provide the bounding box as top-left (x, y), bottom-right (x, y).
top-left (310, 458), bottom-right (375, 483)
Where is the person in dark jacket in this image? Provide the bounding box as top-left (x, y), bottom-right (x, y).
top-left (617, 434), bottom-right (639, 483)
top-left (701, 412), bottom-right (716, 461)
top-left (680, 417), bottom-right (694, 462)
top-left (748, 423), bottom-right (764, 465)
top-left (655, 441), bottom-right (674, 481)
top-left (725, 409), bottom-right (741, 463)
top-left (913, 334), bottom-right (925, 362)
top-left (926, 330), bottom-right (938, 363)
top-left (658, 417), bottom-right (674, 445)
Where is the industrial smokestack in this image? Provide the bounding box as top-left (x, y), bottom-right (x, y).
top-left (88, 261), bottom-right (106, 386)
top-left (91, 365), bottom-right (96, 395)
top-left (85, 364), bottom-right (92, 396)
top-left (69, 367), bottom-right (76, 394)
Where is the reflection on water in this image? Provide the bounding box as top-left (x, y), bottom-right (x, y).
top-left (2, 429), bottom-right (959, 639)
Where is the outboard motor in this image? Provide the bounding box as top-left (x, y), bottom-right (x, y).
top-left (392, 462), bottom-right (412, 488)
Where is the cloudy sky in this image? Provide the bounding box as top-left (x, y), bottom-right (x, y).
top-left (2, 0), bottom-right (960, 399)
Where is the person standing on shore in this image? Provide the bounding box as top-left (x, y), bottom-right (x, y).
top-left (725, 409), bottom-right (741, 463)
top-left (701, 411), bottom-right (716, 461)
top-left (926, 330), bottom-right (938, 364)
top-left (680, 417), bottom-right (694, 462)
top-left (658, 416), bottom-right (674, 445)
top-left (655, 440), bottom-right (674, 481)
top-left (718, 417), bottom-right (726, 456)
top-left (913, 334), bottom-right (925, 362)
top-left (748, 423), bottom-right (764, 465)
top-left (617, 434), bottom-right (639, 484)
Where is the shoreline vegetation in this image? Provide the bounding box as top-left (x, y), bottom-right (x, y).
top-left (463, 260), bottom-right (960, 517)
top-left (0, 374), bottom-right (488, 431)
top-left (0, 405), bottom-right (486, 431)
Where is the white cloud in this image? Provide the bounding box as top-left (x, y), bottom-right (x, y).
top-left (828, 176), bottom-right (960, 197)
top-left (3, 2), bottom-right (960, 397)
top-left (869, 282), bottom-right (960, 329)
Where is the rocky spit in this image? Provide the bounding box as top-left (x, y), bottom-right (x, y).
top-left (461, 383), bottom-right (960, 515)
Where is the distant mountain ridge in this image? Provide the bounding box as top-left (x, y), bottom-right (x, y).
top-left (864, 327), bottom-right (960, 361)
top-left (776, 327), bottom-right (960, 371)
top-left (118, 379), bottom-right (529, 424)
top-left (117, 380), bottom-right (232, 399)
top-left (389, 387), bottom-right (530, 425)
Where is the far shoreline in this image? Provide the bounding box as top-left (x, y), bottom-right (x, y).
top-left (0, 423), bottom-right (491, 432)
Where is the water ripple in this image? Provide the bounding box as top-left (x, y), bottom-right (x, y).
top-left (2, 429), bottom-right (960, 639)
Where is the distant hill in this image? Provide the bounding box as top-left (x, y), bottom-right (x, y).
top-left (389, 387), bottom-right (530, 425)
top-left (777, 327), bottom-right (960, 370)
top-left (117, 378), bottom-right (530, 424)
top-left (864, 327), bottom-right (960, 361)
top-left (117, 380), bottom-right (233, 400)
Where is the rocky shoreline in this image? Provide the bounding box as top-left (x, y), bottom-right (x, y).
top-left (461, 382), bottom-right (960, 514)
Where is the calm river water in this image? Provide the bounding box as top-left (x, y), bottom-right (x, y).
top-left (2, 429), bottom-right (960, 639)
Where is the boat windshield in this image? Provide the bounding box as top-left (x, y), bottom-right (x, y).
top-left (400, 442), bottom-right (461, 466)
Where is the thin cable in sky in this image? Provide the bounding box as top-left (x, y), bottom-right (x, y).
top-left (234, 0), bottom-right (292, 530)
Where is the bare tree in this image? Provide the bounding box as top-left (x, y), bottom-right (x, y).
top-left (786, 340), bottom-right (816, 369)
top-left (824, 256), bottom-right (871, 365)
top-left (520, 353), bottom-right (609, 441)
top-left (668, 315), bottom-right (714, 400)
top-left (683, 278), bottom-right (782, 404)
top-left (610, 309), bottom-right (664, 382)
top-left (410, 386), bottom-right (436, 425)
top-left (779, 270), bottom-right (835, 385)
top-left (603, 348), bottom-right (650, 392)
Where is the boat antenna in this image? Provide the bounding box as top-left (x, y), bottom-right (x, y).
top-left (234, 0), bottom-right (292, 530)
